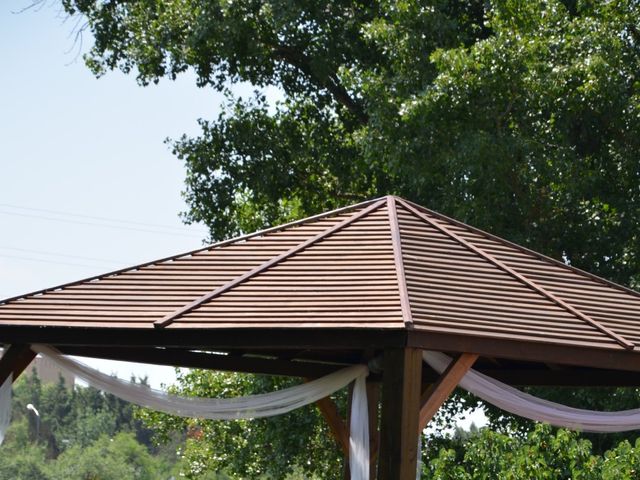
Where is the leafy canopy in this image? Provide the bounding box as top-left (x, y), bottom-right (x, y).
top-left (136, 367), bottom-right (343, 479)
top-left (1, 371), bottom-right (176, 480)
top-left (63, 0), bottom-right (640, 290)
top-left (55, 0), bottom-right (640, 477)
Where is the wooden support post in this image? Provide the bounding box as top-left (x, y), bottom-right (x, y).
top-left (378, 348), bottom-right (423, 480)
top-left (418, 353), bottom-right (478, 431)
top-left (0, 344), bottom-right (36, 384)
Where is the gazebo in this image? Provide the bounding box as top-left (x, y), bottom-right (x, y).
top-left (2, 195), bottom-right (640, 479)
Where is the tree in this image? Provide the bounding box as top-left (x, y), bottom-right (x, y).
top-left (2, 373), bottom-right (176, 480)
top-left (49, 432), bottom-right (163, 480)
top-left (137, 368), bottom-right (343, 479)
top-left (60, 0), bottom-right (488, 238)
top-left (425, 424), bottom-right (640, 479)
top-left (0, 442), bottom-right (51, 480)
top-left (54, 0), bottom-right (640, 476)
top-left (62, 0), bottom-right (640, 290)
top-left (424, 424), bottom-right (601, 479)
top-left (11, 370), bottom-right (154, 455)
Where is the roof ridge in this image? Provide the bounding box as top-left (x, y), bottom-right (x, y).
top-left (154, 198), bottom-right (388, 328)
top-left (386, 196), bottom-right (413, 327)
top-left (0, 197), bottom-right (383, 306)
top-left (396, 198), bottom-right (635, 350)
top-left (399, 198), bottom-right (640, 302)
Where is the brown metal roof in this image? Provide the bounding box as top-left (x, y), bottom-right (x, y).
top-left (1, 195), bottom-right (639, 357)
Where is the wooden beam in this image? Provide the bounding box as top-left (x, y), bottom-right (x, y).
top-left (0, 344), bottom-right (36, 384)
top-left (408, 330), bottom-right (640, 375)
top-left (0, 326), bottom-right (408, 351)
top-left (418, 353), bottom-right (478, 431)
top-left (57, 346), bottom-right (345, 378)
top-left (378, 348), bottom-right (422, 480)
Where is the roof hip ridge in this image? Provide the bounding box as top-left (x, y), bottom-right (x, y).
top-left (387, 196), bottom-right (413, 326)
top-left (395, 198), bottom-right (635, 350)
top-left (0, 198), bottom-right (385, 306)
top-left (399, 197), bottom-right (640, 302)
top-left (154, 198), bottom-right (388, 328)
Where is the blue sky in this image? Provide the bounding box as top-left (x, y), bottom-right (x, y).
top-left (0, 3), bottom-right (243, 387)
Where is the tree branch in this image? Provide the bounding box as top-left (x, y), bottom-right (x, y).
top-left (272, 44), bottom-right (368, 124)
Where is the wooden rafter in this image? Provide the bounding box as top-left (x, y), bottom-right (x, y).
top-left (387, 196), bottom-right (412, 326)
top-left (422, 364), bottom-right (640, 387)
top-left (0, 344), bottom-right (36, 384)
top-left (418, 353), bottom-right (478, 432)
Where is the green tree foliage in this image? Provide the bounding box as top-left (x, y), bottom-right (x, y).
top-left (425, 424), bottom-right (640, 480)
top-left (1, 372), bottom-right (175, 480)
top-left (10, 369), bottom-right (153, 454)
top-left (62, 0), bottom-right (640, 291)
top-left (425, 424), bottom-right (599, 479)
top-left (53, 0), bottom-right (640, 477)
top-left (61, 0), bottom-right (488, 241)
top-left (49, 432), bottom-right (162, 480)
top-left (137, 368), bottom-right (344, 479)
top-left (0, 431), bottom-right (168, 480)
top-left (0, 443), bottom-right (51, 480)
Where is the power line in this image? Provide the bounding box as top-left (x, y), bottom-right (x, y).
top-left (0, 253), bottom-right (111, 270)
top-left (0, 203), bottom-right (205, 233)
top-left (0, 210), bottom-right (205, 238)
top-left (0, 246), bottom-right (128, 265)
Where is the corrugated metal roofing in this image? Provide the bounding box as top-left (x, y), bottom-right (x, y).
top-left (1, 195), bottom-right (639, 355)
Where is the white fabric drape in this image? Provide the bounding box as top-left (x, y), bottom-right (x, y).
top-left (14, 346), bottom-right (640, 476)
top-left (0, 375), bottom-right (11, 445)
top-left (423, 351), bottom-right (640, 433)
top-left (349, 374), bottom-right (369, 480)
top-left (29, 345), bottom-right (370, 479)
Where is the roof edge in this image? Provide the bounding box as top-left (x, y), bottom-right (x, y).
top-left (386, 196), bottom-right (413, 327)
top-left (0, 197), bottom-right (384, 306)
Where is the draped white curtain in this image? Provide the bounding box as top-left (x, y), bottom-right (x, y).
top-left (30, 345), bottom-right (371, 479)
top-left (423, 351), bottom-right (640, 433)
top-left (0, 375), bottom-right (11, 445)
top-left (6, 346), bottom-right (640, 478)
top-left (349, 374), bottom-right (370, 480)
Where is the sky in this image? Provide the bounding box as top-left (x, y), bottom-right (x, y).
top-left (0, 2), bottom-right (238, 388)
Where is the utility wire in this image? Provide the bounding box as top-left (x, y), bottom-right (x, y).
top-left (0, 210), bottom-right (205, 238)
top-left (0, 253), bottom-right (112, 270)
top-left (0, 246), bottom-right (128, 265)
top-left (0, 203), bottom-right (203, 233)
